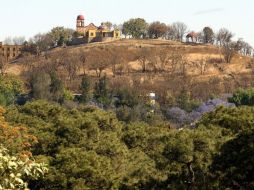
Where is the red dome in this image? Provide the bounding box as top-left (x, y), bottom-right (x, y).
top-left (77, 15), bottom-right (85, 20)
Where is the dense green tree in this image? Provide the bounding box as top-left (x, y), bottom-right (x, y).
top-left (80, 75), bottom-right (92, 104)
top-left (50, 72), bottom-right (64, 102)
top-left (122, 18), bottom-right (148, 38)
top-left (94, 75), bottom-right (111, 106)
top-left (30, 72), bottom-right (52, 100)
top-left (5, 101), bottom-right (130, 189)
top-left (203, 27), bottom-right (214, 44)
top-left (211, 128), bottom-right (254, 189)
top-left (4, 98), bottom-right (254, 190)
top-left (228, 88), bottom-right (254, 106)
top-left (198, 106), bottom-right (254, 134)
top-left (177, 90), bottom-right (201, 112)
top-left (114, 88), bottom-right (140, 108)
top-left (49, 27), bottom-right (74, 46)
top-left (0, 75), bottom-right (23, 106)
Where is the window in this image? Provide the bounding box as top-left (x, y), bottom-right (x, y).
top-left (116, 33), bottom-right (119, 37)
top-left (90, 33), bottom-right (94, 37)
top-left (13, 53), bottom-right (16, 57)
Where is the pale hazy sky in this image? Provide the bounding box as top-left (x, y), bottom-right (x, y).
top-left (0, 0), bottom-right (253, 46)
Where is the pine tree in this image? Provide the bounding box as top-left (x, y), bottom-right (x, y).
top-left (80, 75), bottom-right (91, 103)
top-left (94, 75), bottom-right (111, 106)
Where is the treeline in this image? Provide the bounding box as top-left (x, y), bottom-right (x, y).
top-left (3, 17), bottom-right (252, 58)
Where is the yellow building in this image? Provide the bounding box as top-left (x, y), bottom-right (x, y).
top-left (72, 15), bottom-right (121, 44)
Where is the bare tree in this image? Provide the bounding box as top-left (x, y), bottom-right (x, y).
top-left (110, 47), bottom-right (131, 76)
top-left (158, 48), bottom-right (171, 72)
top-left (168, 50), bottom-right (188, 75)
top-left (236, 38), bottom-right (253, 56)
top-left (3, 37), bottom-right (13, 45)
top-left (137, 48), bottom-right (151, 72)
top-left (216, 28), bottom-right (233, 46)
top-left (222, 41), bottom-right (239, 63)
top-left (87, 48), bottom-right (112, 77)
top-left (195, 58), bottom-right (208, 75)
top-left (13, 36), bottom-right (26, 45)
top-left (78, 50), bottom-right (88, 75)
top-left (171, 22), bottom-right (188, 42)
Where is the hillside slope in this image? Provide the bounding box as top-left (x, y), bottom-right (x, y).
top-left (6, 39), bottom-right (254, 99)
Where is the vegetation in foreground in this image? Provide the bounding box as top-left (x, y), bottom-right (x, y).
top-left (1, 74), bottom-right (254, 189)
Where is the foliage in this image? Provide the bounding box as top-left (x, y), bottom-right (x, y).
top-left (3, 95), bottom-right (254, 189)
top-left (211, 128), bottom-right (254, 189)
top-left (198, 106), bottom-right (254, 134)
top-left (94, 75), bottom-right (111, 106)
top-left (0, 146), bottom-right (48, 190)
top-left (203, 27), bottom-right (214, 44)
top-left (63, 89), bottom-right (74, 101)
top-left (177, 90), bottom-right (201, 112)
top-left (30, 72), bottom-right (65, 102)
top-left (0, 106), bottom-right (47, 190)
top-left (114, 87), bottom-right (140, 108)
top-left (0, 75), bottom-right (23, 106)
top-left (50, 73), bottom-right (64, 103)
top-left (228, 88), bottom-right (254, 106)
top-left (5, 101), bottom-right (129, 189)
top-left (80, 75), bottom-right (92, 104)
top-left (148, 21), bottom-right (168, 39)
top-left (49, 27), bottom-right (74, 46)
top-left (0, 107), bottom-right (37, 156)
top-left (122, 18), bottom-right (148, 38)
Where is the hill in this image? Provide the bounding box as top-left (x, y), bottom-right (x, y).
top-left (6, 39), bottom-right (254, 100)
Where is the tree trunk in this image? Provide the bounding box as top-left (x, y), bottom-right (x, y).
top-left (186, 162), bottom-right (195, 190)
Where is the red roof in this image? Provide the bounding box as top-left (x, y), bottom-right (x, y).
top-left (77, 15), bottom-right (85, 20)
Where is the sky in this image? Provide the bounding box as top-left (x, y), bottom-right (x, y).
top-left (0, 0), bottom-right (253, 46)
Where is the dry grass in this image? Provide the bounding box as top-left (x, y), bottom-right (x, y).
top-left (6, 39), bottom-right (254, 99)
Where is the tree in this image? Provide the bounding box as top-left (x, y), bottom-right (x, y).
top-left (4, 37), bottom-right (13, 45)
top-left (222, 41), bottom-right (238, 63)
top-left (80, 75), bottom-right (92, 103)
top-left (148, 21), bottom-right (168, 39)
top-left (203, 27), bottom-right (214, 44)
top-left (0, 146), bottom-right (48, 190)
top-left (0, 75), bottom-right (23, 106)
top-left (236, 38), bottom-right (253, 56)
top-left (87, 48), bottom-right (112, 78)
top-left (12, 36), bottom-right (26, 45)
top-left (171, 22), bottom-right (188, 42)
top-left (0, 106), bottom-right (48, 190)
top-left (94, 75), bottom-right (111, 106)
top-left (32, 33), bottom-right (53, 52)
top-left (228, 88), bottom-right (254, 106)
top-left (50, 72), bottom-right (64, 102)
top-left (103, 21), bottom-right (113, 30)
top-left (216, 28), bottom-right (233, 46)
top-left (48, 27), bottom-right (74, 46)
top-left (30, 72), bottom-right (52, 100)
top-left (122, 18), bottom-right (148, 38)
top-left (137, 48), bottom-right (152, 72)
top-left (211, 128), bottom-right (254, 189)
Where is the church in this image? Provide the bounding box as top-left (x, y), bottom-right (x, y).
top-left (71, 15), bottom-right (121, 45)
